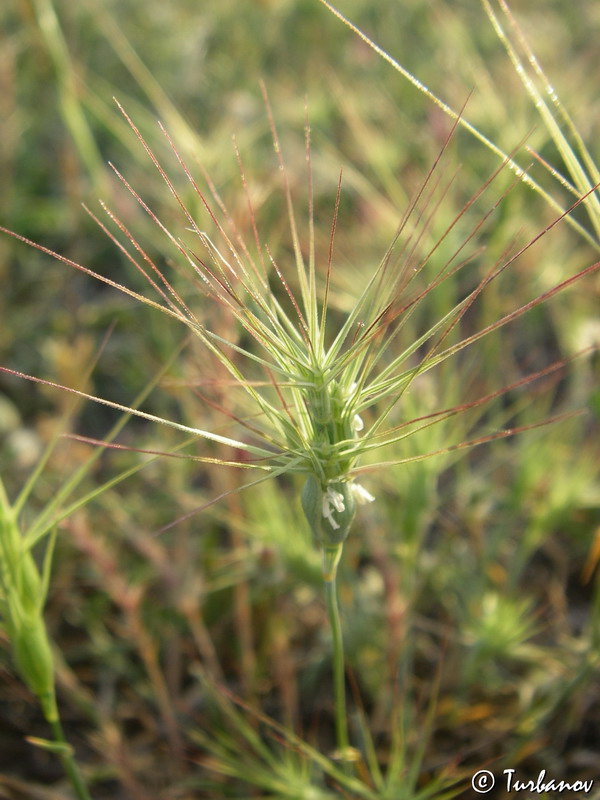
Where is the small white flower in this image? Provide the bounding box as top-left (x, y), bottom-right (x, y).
top-left (351, 483), bottom-right (375, 505)
top-left (322, 487), bottom-right (346, 530)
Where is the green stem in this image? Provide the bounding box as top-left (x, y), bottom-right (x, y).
top-left (322, 544), bottom-right (350, 759)
top-left (49, 716), bottom-right (93, 800)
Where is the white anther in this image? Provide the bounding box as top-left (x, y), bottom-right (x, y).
top-left (322, 487), bottom-right (345, 530)
top-left (352, 413), bottom-right (364, 433)
top-left (351, 483), bottom-right (375, 505)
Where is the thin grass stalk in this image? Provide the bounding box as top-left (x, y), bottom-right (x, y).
top-left (322, 543), bottom-right (353, 768)
top-left (49, 717), bottom-right (93, 800)
top-left (31, 0), bottom-right (105, 190)
top-left (317, 0), bottom-right (600, 252)
top-left (482, 0), bottom-right (600, 240)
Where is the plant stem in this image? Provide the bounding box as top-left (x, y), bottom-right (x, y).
top-left (322, 544), bottom-right (350, 759)
top-left (49, 716), bottom-right (93, 800)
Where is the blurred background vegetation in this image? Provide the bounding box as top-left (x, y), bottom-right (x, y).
top-left (0, 0), bottom-right (599, 797)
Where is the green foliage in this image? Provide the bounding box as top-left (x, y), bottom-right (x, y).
top-left (0, 0), bottom-right (598, 798)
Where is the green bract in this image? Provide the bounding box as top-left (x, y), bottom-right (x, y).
top-left (0, 484), bottom-right (57, 721)
top-left (13, 615), bottom-right (57, 720)
top-left (301, 476), bottom-right (357, 548)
